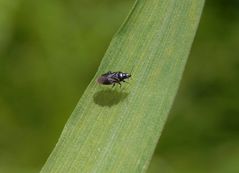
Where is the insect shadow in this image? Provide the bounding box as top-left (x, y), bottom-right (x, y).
top-left (93, 89), bottom-right (129, 107)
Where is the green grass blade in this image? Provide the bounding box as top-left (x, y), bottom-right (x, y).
top-left (41, 0), bottom-right (205, 172)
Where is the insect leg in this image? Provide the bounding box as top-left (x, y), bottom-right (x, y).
top-left (109, 77), bottom-right (119, 88)
top-left (123, 80), bottom-right (129, 83)
top-left (112, 77), bottom-right (122, 87)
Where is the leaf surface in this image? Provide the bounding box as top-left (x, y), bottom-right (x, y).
top-left (41, 0), bottom-right (205, 172)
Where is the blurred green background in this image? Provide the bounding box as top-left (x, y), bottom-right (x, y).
top-left (0, 0), bottom-right (238, 173)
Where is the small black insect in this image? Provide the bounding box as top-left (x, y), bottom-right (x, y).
top-left (97, 71), bottom-right (131, 87)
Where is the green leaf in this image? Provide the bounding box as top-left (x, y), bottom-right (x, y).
top-left (41, 0), bottom-right (205, 172)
